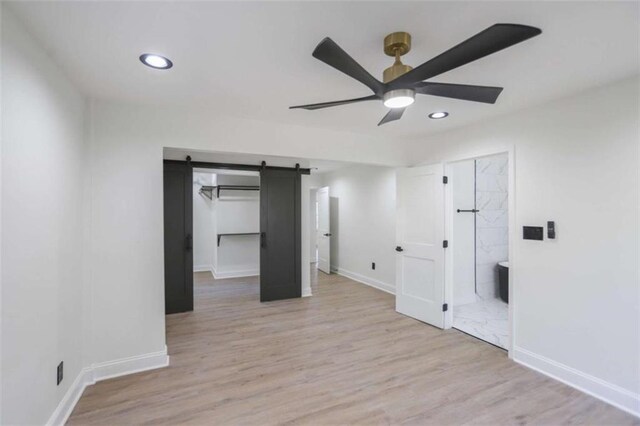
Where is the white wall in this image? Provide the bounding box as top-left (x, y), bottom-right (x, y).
top-left (193, 172), bottom-right (216, 273)
top-left (1, 8), bottom-right (87, 425)
top-left (475, 153), bottom-right (509, 299)
top-left (214, 174), bottom-right (260, 278)
top-left (301, 175), bottom-right (311, 296)
top-left (315, 166), bottom-right (397, 294)
top-left (407, 76), bottom-right (640, 414)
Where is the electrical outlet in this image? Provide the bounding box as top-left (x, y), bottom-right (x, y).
top-left (371, 262), bottom-right (376, 270)
top-left (57, 361), bottom-right (63, 385)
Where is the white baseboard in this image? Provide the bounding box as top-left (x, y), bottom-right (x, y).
top-left (46, 367), bottom-right (92, 426)
top-left (193, 264), bottom-right (214, 274)
top-left (513, 346), bottom-right (639, 418)
top-left (302, 286), bottom-right (313, 297)
top-left (334, 267), bottom-right (395, 295)
top-left (90, 347), bottom-right (169, 382)
top-left (213, 266), bottom-right (259, 279)
top-left (46, 347), bottom-right (169, 426)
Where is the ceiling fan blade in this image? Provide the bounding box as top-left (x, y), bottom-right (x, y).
top-left (290, 94), bottom-right (379, 110)
top-left (378, 108), bottom-right (405, 126)
top-left (389, 24), bottom-right (542, 88)
top-left (313, 37), bottom-right (385, 95)
top-left (415, 82), bottom-right (503, 104)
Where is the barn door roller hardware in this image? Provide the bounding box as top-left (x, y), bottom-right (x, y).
top-left (171, 157), bottom-right (312, 175)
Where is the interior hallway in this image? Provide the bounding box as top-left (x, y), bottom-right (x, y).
top-left (68, 269), bottom-right (637, 425)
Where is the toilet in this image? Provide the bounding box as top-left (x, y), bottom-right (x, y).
top-left (498, 261), bottom-right (509, 303)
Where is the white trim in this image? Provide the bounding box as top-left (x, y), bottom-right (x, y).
top-left (90, 347), bottom-right (169, 382)
top-left (212, 266), bottom-right (259, 279)
top-left (334, 267), bottom-right (395, 295)
top-left (513, 346), bottom-right (640, 418)
top-left (46, 368), bottom-right (92, 426)
top-left (193, 264), bottom-right (214, 274)
top-left (46, 347), bottom-right (169, 426)
top-left (302, 286), bottom-right (313, 297)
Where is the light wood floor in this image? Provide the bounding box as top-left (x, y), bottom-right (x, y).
top-left (69, 269), bottom-right (637, 425)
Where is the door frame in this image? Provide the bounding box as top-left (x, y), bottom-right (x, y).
top-left (442, 146), bottom-right (516, 357)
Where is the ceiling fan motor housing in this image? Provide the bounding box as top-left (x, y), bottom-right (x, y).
top-left (383, 32), bottom-right (413, 83)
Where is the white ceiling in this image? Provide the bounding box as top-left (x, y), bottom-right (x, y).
top-left (9, 1), bottom-right (639, 138)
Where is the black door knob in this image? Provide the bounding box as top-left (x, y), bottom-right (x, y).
top-left (395, 246), bottom-right (403, 252)
top-left (324, 233), bottom-right (332, 237)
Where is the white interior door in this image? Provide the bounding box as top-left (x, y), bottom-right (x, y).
top-left (317, 186), bottom-right (331, 274)
top-left (396, 164), bottom-right (446, 328)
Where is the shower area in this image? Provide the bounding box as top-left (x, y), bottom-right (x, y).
top-left (450, 153), bottom-right (509, 349)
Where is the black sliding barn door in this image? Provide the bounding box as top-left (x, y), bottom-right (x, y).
top-left (163, 161), bottom-right (193, 314)
top-left (260, 169), bottom-right (301, 302)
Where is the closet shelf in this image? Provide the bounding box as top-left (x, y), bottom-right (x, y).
top-left (217, 232), bottom-right (260, 246)
top-left (199, 185), bottom-right (260, 199)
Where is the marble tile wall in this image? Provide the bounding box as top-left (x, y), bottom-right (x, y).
top-left (475, 153), bottom-right (509, 300)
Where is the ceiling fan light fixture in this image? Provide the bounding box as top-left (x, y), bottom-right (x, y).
top-left (429, 111), bottom-right (449, 119)
top-left (383, 89), bottom-right (415, 109)
top-left (139, 53), bottom-right (173, 69)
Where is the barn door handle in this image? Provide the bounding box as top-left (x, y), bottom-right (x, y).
top-left (185, 234), bottom-right (192, 251)
top-left (260, 232), bottom-right (266, 248)
top-left (395, 246), bottom-right (404, 252)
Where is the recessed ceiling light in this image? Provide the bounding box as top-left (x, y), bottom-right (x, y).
top-left (139, 53), bottom-right (173, 70)
top-left (429, 111), bottom-right (449, 119)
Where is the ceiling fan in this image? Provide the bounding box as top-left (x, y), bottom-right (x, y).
top-left (290, 24), bottom-right (541, 126)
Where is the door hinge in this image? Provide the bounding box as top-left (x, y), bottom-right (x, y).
top-left (443, 176), bottom-right (448, 184)
top-left (443, 303), bottom-right (448, 312)
top-left (443, 240), bottom-right (448, 248)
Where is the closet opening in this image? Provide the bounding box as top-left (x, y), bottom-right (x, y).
top-left (193, 167), bottom-right (261, 307)
top-left (163, 156), bottom-right (311, 314)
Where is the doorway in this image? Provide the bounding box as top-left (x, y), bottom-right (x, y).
top-left (316, 186), bottom-right (331, 274)
top-left (393, 153), bottom-right (514, 352)
top-left (447, 152), bottom-right (510, 350)
top-left (193, 168), bottom-right (260, 298)
top-left (309, 185), bottom-right (332, 277)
